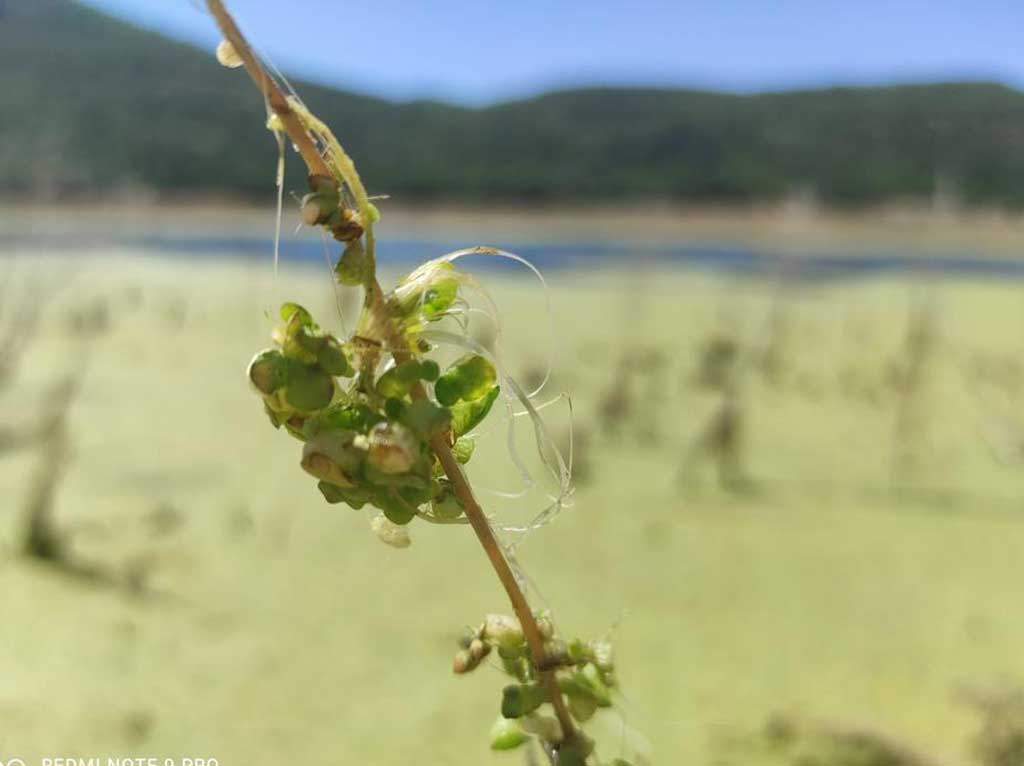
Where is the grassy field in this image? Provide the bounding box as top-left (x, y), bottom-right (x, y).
top-left (2, 246), bottom-right (1024, 765)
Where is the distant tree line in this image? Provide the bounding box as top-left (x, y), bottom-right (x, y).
top-left (4, 0), bottom-right (1024, 207)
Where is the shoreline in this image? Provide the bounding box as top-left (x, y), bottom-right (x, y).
top-left (3, 201), bottom-right (1024, 257)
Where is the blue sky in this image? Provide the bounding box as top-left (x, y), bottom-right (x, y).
top-left (81, 0), bottom-right (1020, 105)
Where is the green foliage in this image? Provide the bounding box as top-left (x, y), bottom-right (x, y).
top-left (248, 291), bottom-right (497, 537)
top-left (450, 385), bottom-right (500, 437)
top-left (454, 613), bottom-right (622, 757)
top-left (434, 354), bottom-right (497, 407)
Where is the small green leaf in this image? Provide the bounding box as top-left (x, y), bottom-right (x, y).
top-left (489, 717), bottom-right (527, 751)
top-left (451, 385), bottom-right (500, 437)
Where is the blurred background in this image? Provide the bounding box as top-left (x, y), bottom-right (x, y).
top-left (3, 0), bottom-right (1024, 764)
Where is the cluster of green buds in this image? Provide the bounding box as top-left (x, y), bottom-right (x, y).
top-left (300, 174), bottom-right (373, 243)
top-left (454, 613), bottom-right (631, 765)
top-left (247, 293), bottom-right (500, 545)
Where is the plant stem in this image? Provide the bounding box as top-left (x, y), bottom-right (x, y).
top-left (205, 0), bottom-right (580, 751)
top-left (206, 0), bottom-right (331, 180)
top-left (429, 430), bottom-right (580, 745)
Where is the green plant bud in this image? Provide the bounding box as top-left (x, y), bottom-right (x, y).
top-left (283, 415), bottom-right (307, 441)
top-left (366, 422), bottom-right (418, 474)
top-left (452, 437), bottom-right (475, 464)
top-left (500, 653), bottom-right (531, 683)
top-left (419, 359), bottom-right (441, 381)
top-left (370, 513), bottom-right (411, 548)
top-left (469, 638), bottom-right (490, 662)
top-left (388, 261), bottom-right (460, 320)
top-left (300, 192), bottom-right (337, 226)
top-left (560, 664), bottom-right (613, 708)
top-left (484, 614), bottom-right (525, 652)
top-left (248, 349), bottom-right (289, 394)
top-left (501, 683), bottom-right (547, 719)
top-left (375, 359), bottom-right (421, 398)
top-left (375, 491), bottom-right (418, 526)
top-left (581, 662), bottom-right (613, 704)
top-left (366, 202), bottom-right (381, 223)
top-left (430, 480), bottom-right (464, 520)
top-left (301, 451), bottom-right (355, 488)
top-left (555, 739), bottom-right (594, 766)
top-left (303, 428), bottom-right (364, 473)
top-left (317, 481), bottom-right (373, 509)
top-left (567, 638), bottom-right (589, 665)
top-left (434, 354), bottom-right (495, 406)
top-left (489, 717), bottom-right (528, 751)
top-left (398, 481), bottom-right (434, 506)
top-left (450, 385), bottom-right (500, 436)
top-left (335, 240), bottom-right (368, 286)
top-left (280, 302), bottom-right (314, 326)
top-left (452, 649), bottom-right (476, 674)
top-left (317, 480), bottom-right (347, 504)
top-left (421, 277), bottom-right (459, 319)
top-left (567, 693), bottom-right (597, 723)
top-left (521, 713), bottom-right (562, 743)
top-left (384, 397), bottom-right (406, 421)
top-left (312, 404), bottom-right (382, 435)
top-left (433, 376), bottom-right (459, 407)
top-left (316, 337), bottom-right (352, 376)
top-left (330, 208), bottom-right (364, 243)
top-left (401, 399), bottom-right (451, 441)
top-left (283, 365), bottom-right (335, 412)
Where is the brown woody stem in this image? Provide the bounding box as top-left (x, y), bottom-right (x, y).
top-left (205, 0), bottom-right (579, 751)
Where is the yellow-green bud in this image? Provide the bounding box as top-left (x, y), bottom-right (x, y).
top-left (489, 717), bottom-right (527, 751)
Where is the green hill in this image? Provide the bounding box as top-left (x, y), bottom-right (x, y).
top-left (4, 0), bottom-right (1024, 205)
